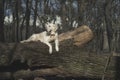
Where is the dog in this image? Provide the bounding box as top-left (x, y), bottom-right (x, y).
top-left (20, 23), bottom-right (59, 54)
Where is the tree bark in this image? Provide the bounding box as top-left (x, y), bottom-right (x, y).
top-left (15, 0), bottom-right (19, 42)
top-left (0, 25), bottom-right (114, 79)
top-left (104, 0), bottom-right (113, 52)
top-left (25, 0), bottom-right (31, 39)
top-left (0, 25), bottom-right (115, 79)
top-left (32, 0), bottom-right (38, 33)
top-left (0, 0), bottom-right (5, 42)
top-left (0, 25), bottom-right (93, 65)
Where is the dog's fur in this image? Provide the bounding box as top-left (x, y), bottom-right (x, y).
top-left (20, 23), bottom-right (59, 54)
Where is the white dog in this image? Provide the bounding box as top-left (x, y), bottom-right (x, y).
top-left (20, 23), bottom-right (59, 54)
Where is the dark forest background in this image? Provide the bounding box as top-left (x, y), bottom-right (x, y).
top-left (0, 0), bottom-right (120, 53)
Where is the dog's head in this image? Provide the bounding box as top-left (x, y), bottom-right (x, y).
top-left (45, 23), bottom-right (58, 35)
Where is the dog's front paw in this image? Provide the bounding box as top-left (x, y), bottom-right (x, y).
top-left (20, 41), bottom-right (24, 43)
top-left (49, 49), bottom-right (52, 54)
top-left (56, 47), bottom-right (59, 52)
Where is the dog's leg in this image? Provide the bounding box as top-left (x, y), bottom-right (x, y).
top-left (55, 38), bottom-right (59, 52)
top-left (45, 42), bottom-right (52, 54)
top-left (20, 35), bottom-right (35, 43)
top-left (20, 39), bottom-right (31, 43)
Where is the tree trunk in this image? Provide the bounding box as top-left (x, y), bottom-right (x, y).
top-left (104, 0), bottom-right (113, 52)
top-left (0, 25), bottom-right (93, 66)
top-left (0, 0), bottom-right (4, 42)
top-left (25, 0), bottom-right (31, 39)
top-left (0, 25), bottom-right (115, 79)
top-left (15, 0), bottom-right (19, 42)
top-left (32, 0), bottom-right (38, 33)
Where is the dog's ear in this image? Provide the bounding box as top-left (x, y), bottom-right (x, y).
top-left (53, 24), bottom-right (59, 32)
top-left (45, 22), bottom-right (51, 32)
top-left (55, 24), bottom-right (62, 34)
top-left (55, 25), bottom-right (58, 30)
top-left (45, 23), bottom-right (49, 30)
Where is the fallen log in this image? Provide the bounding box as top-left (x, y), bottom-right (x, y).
top-left (59, 25), bottom-right (94, 46)
top-left (0, 25), bottom-right (94, 66)
top-left (0, 25), bottom-right (115, 80)
top-left (13, 67), bottom-right (68, 79)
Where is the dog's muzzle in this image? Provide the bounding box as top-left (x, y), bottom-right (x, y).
top-left (50, 34), bottom-right (55, 38)
top-left (47, 32), bottom-right (55, 37)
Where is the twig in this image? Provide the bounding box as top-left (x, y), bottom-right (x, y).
top-left (102, 53), bottom-right (113, 80)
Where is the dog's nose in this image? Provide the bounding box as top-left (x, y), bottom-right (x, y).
top-left (50, 34), bottom-right (55, 38)
top-left (50, 34), bottom-right (55, 36)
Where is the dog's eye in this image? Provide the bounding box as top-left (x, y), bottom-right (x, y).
top-left (48, 30), bottom-right (52, 33)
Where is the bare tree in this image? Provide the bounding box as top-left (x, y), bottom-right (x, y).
top-left (15, 0), bottom-right (20, 42)
top-left (104, 0), bottom-right (114, 52)
top-left (25, 0), bottom-right (31, 39)
top-left (33, 0), bottom-right (38, 33)
top-left (0, 0), bottom-right (5, 42)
